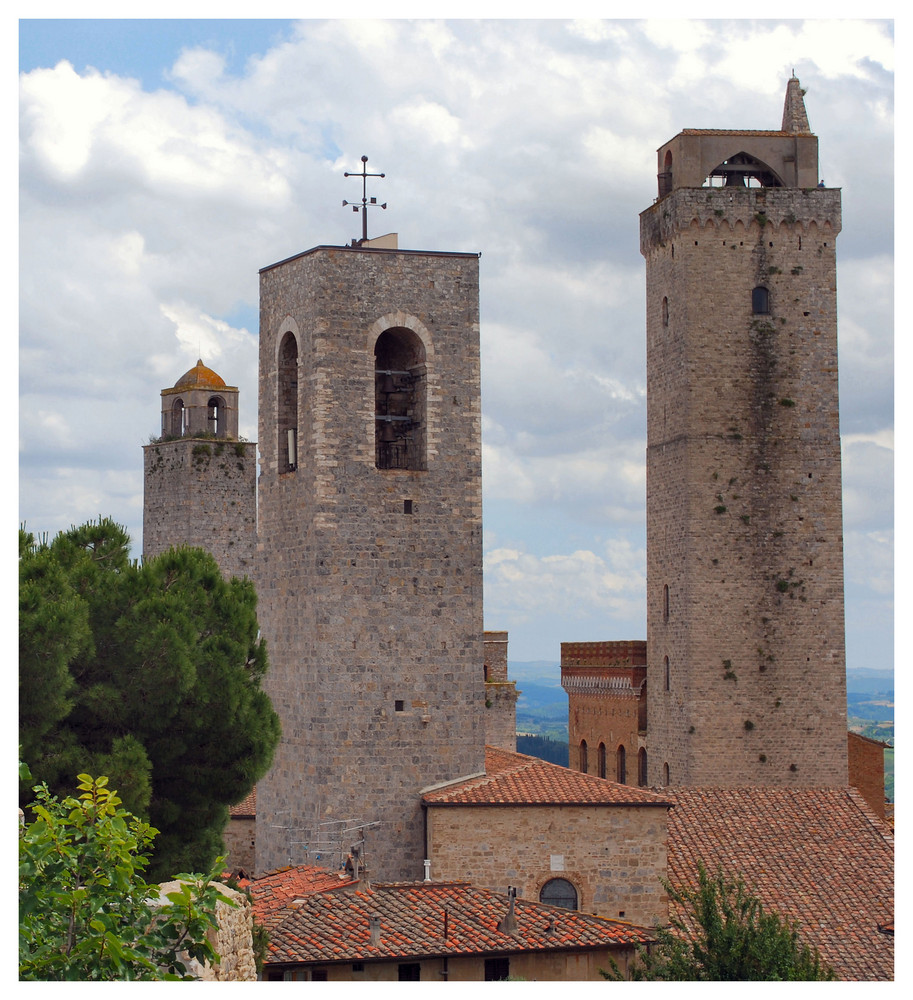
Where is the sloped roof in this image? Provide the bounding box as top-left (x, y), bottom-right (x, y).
top-left (243, 865), bottom-right (358, 930)
top-left (422, 746), bottom-right (671, 807)
top-left (265, 880), bottom-right (653, 966)
top-left (229, 787), bottom-right (256, 818)
top-left (665, 786), bottom-right (894, 981)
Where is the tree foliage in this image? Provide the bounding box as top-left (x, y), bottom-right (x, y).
top-left (603, 863), bottom-right (836, 981)
top-left (19, 766), bottom-right (229, 981)
top-left (19, 519), bottom-right (281, 880)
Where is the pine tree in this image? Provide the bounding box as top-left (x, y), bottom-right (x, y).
top-left (602, 862), bottom-right (835, 981)
top-left (19, 519), bottom-right (281, 881)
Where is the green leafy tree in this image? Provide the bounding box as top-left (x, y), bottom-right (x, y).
top-left (19, 518), bottom-right (281, 880)
top-left (603, 863), bottom-right (835, 981)
top-left (19, 767), bottom-right (230, 981)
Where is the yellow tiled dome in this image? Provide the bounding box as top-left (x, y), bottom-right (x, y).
top-left (174, 359), bottom-right (226, 390)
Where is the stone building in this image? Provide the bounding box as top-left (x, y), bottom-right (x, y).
top-left (423, 746), bottom-right (670, 929)
top-left (483, 630), bottom-right (519, 752)
top-left (253, 239), bottom-right (485, 881)
top-left (640, 76), bottom-right (848, 787)
top-left (143, 359), bottom-right (257, 581)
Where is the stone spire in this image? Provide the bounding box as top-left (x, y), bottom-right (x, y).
top-left (781, 74), bottom-right (812, 134)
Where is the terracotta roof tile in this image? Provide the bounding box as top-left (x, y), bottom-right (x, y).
top-left (265, 881), bottom-right (653, 966)
top-left (422, 746), bottom-right (671, 807)
top-left (229, 787), bottom-right (256, 818)
top-left (242, 864), bottom-right (358, 930)
top-left (666, 787), bottom-right (894, 981)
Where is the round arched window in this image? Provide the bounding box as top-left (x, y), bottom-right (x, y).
top-left (540, 878), bottom-right (578, 911)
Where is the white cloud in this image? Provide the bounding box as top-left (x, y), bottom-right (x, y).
top-left (18, 18), bottom-right (893, 671)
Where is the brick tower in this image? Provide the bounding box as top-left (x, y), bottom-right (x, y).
top-left (254, 238), bottom-right (485, 879)
top-left (142, 359), bottom-right (257, 579)
top-left (640, 78), bottom-right (848, 787)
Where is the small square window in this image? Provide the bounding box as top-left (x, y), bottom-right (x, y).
top-left (403, 499), bottom-right (413, 514)
top-left (394, 700), bottom-right (405, 712)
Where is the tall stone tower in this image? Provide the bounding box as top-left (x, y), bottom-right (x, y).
top-left (143, 359), bottom-right (257, 579)
top-left (640, 78), bottom-right (848, 787)
top-left (254, 239), bottom-right (485, 879)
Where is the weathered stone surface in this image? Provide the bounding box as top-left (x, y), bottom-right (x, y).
top-left (254, 245), bottom-right (485, 881)
top-left (641, 182), bottom-right (848, 788)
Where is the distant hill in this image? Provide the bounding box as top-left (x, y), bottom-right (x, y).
top-left (509, 660), bottom-right (895, 746)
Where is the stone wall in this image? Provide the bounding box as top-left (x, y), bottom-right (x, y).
top-left (142, 438), bottom-right (257, 580)
top-left (484, 631), bottom-right (518, 752)
top-left (255, 245), bottom-right (485, 880)
top-left (642, 185), bottom-right (848, 788)
top-left (156, 881), bottom-right (256, 981)
top-left (426, 802), bottom-right (668, 928)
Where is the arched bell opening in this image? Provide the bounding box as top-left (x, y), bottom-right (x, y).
top-left (171, 398), bottom-right (186, 437)
top-left (704, 151), bottom-right (785, 188)
top-left (374, 327), bottom-right (427, 471)
top-left (208, 396), bottom-right (226, 437)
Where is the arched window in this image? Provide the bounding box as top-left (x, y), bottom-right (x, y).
top-left (616, 745), bottom-right (627, 784)
top-left (579, 740), bottom-right (588, 774)
top-left (663, 762), bottom-right (670, 786)
top-left (752, 286), bottom-right (770, 315)
top-left (659, 150), bottom-right (673, 198)
top-left (598, 742), bottom-right (607, 779)
top-left (375, 327), bottom-right (427, 470)
top-left (208, 396), bottom-right (224, 437)
top-left (638, 748), bottom-right (648, 787)
top-left (661, 296), bottom-right (669, 328)
top-left (171, 399), bottom-right (186, 437)
top-left (278, 332), bottom-right (298, 473)
top-left (540, 878), bottom-right (578, 911)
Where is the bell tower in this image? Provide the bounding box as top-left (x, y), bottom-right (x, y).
top-left (641, 78), bottom-right (848, 787)
top-left (254, 238), bottom-right (485, 878)
top-left (143, 359), bottom-right (257, 580)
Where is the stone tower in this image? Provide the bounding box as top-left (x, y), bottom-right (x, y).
top-left (254, 240), bottom-right (485, 879)
top-left (640, 78), bottom-right (848, 787)
top-left (482, 631), bottom-right (519, 752)
top-left (143, 359), bottom-right (257, 579)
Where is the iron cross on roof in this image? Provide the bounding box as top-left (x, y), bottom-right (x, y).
top-left (343, 155), bottom-right (387, 245)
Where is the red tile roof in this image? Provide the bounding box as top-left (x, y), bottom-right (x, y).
top-left (242, 865), bottom-right (358, 929)
top-left (229, 787), bottom-right (256, 818)
top-left (265, 880), bottom-right (653, 966)
top-left (422, 746), bottom-right (671, 807)
top-left (665, 787), bottom-right (894, 981)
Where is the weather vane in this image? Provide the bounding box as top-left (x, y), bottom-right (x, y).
top-left (343, 155), bottom-right (387, 245)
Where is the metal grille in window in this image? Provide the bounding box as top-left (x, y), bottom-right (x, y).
top-left (540, 878), bottom-right (578, 911)
top-left (375, 368), bottom-right (418, 470)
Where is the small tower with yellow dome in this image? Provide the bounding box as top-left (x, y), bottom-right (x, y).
top-left (142, 359), bottom-right (257, 579)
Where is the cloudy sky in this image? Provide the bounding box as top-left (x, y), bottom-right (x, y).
top-left (18, 17), bottom-right (893, 670)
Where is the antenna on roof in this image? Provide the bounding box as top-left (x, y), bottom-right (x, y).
top-left (343, 155), bottom-right (387, 245)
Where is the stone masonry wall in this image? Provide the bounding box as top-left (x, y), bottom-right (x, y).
top-left (642, 186), bottom-right (848, 787)
top-left (484, 631), bottom-right (518, 752)
top-left (143, 438), bottom-right (257, 580)
top-left (255, 246), bottom-right (484, 881)
top-left (426, 802), bottom-right (669, 929)
top-left (155, 881), bottom-right (256, 981)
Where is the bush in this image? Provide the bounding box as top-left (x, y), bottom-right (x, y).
top-left (19, 766), bottom-right (231, 981)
